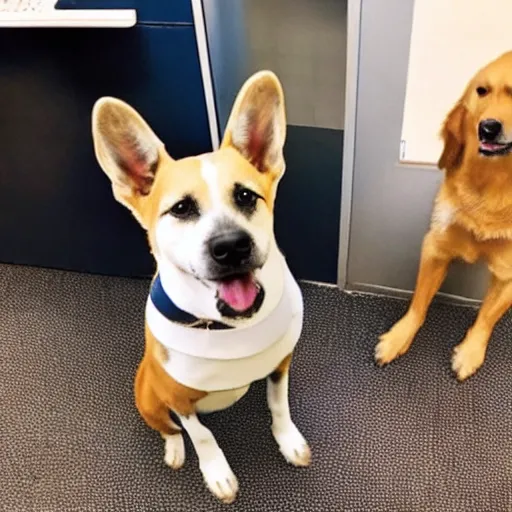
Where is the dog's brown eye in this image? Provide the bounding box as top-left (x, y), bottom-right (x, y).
top-left (167, 196), bottom-right (199, 219)
top-left (234, 185), bottom-right (258, 211)
top-left (476, 86), bottom-right (489, 97)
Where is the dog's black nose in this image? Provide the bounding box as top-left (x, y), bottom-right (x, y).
top-left (209, 230), bottom-right (253, 267)
top-left (479, 119), bottom-right (502, 142)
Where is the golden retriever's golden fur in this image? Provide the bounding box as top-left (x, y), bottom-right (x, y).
top-left (376, 50), bottom-right (512, 380)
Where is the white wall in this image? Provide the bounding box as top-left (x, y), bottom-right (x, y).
top-left (400, 0), bottom-right (512, 165)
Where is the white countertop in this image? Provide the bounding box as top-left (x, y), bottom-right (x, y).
top-left (0, 9), bottom-right (136, 27)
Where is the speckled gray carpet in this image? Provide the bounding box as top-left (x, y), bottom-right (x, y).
top-left (2, 264), bottom-right (512, 512)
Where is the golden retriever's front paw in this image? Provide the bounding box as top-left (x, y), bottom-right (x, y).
top-left (452, 339), bottom-right (487, 381)
top-left (375, 315), bottom-right (420, 366)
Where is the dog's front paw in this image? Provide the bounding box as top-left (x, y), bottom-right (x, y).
top-left (273, 422), bottom-right (311, 467)
top-left (163, 433), bottom-right (186, 470)
top-left (200, 455), bottom-right (239, 504)
top-left (375, 315), bottom-right (420, 366)
top-left (452, 337), bottom-right (487, 381)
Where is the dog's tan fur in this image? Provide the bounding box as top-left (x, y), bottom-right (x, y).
top-left (376, 51), bottom-right (512, 380)
top-left (93, 73), bottom-right (291, 418)
top-left (92, 72), bottom-right (310, 503)
top-left (134, 324), bottom-right (207, 434)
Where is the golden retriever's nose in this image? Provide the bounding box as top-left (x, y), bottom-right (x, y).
top-left (479, 119), bottom-right (502, 142)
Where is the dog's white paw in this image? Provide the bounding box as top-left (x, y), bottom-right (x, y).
top-left (200, 455), bottom-right (239, 504)
top-left (452, 339), bottom-right (486, 381)
top-left (163, 433), bottom-right (185, 470)
top-left (273, 423), bottom-right (311, 467)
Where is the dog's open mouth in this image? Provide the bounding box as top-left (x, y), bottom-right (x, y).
top-left (479, 141), bottom-right (512, 156)
top-left (216, 272), bottom-right (264, 318)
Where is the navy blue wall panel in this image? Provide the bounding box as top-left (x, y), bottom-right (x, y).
top-left (276, 126), bottom-right (342, 284)
top-left (0, 26), bottom-right (210, 277)
top-left (55, 0), bottom-right (193, 24)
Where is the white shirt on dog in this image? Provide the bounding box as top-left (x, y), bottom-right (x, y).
top-left (145, 254), bottom-right (303, 411)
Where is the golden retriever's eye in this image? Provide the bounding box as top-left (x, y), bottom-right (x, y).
top-left (476, 86), bottom-right (489, 97)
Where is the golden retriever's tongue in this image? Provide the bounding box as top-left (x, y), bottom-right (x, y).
top-left (218, 275), bottom-right (258, 312)
top-left (481, 142), bottom-right (504, 151)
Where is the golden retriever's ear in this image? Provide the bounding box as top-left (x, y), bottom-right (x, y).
top-left (438, 101), bottom-right (467, 172)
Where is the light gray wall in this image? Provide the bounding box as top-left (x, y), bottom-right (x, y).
top-left (203, 0), bottom-right (346, 132)
top-left (202, 0), bottom-right (251, 135)
top-left (346, 0), bottom-right (489, 300)
top-left (244, 0), bottom-right (346, 130)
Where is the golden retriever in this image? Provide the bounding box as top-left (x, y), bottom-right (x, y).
top-left (376, 50), bottom-right (512, 381)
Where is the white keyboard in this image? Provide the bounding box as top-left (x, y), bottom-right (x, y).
top-left (0, 0), bottom-right (56, 12)
top-left (0, 1), bottom-right (135, 26)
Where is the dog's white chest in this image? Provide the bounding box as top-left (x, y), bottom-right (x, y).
top-left (431, 200), bottom-right (456, 232)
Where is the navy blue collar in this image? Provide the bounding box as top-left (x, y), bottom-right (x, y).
top-left (150, 274), bottom-right (232, 330)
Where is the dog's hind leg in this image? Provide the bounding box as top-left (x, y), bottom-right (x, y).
top-left (267, 354), bottom-right (311, 467)
top-left (134, 358), bottom-right (185, 469)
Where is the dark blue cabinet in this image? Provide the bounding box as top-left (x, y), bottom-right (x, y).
top-left (0, 26), bottom-right (210, 277)
top-left (55, 0), bottom-right (194, 24)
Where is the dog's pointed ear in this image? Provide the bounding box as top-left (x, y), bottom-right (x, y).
top-left (438, 100), bottom-right (467, 172)
top-left (221, 71), bottom-right (286, 178)
top-left (92, 97), bottom-right (163, 225)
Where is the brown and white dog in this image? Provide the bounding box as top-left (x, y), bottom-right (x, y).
top-left (91, 71), bottom-right (310, 503)
top-left (376, 51), bottom-right (512, 381)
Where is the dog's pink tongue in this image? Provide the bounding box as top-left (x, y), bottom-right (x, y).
top-left (218, 275), bottom-right (258, 312)
top-left (481, 142), bottom-right (504, 151)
